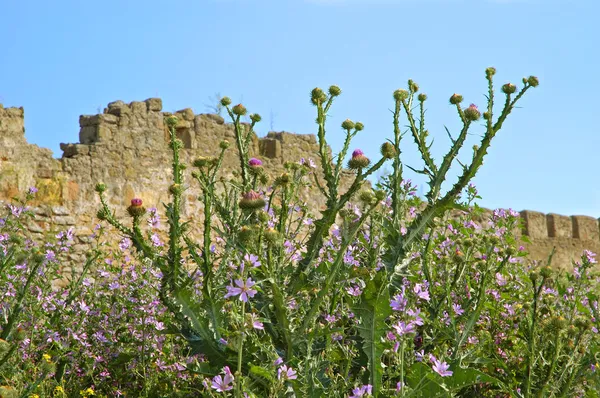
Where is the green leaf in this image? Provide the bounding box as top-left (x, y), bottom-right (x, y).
top-left (406, 362), bottom-right (449, 398)
top-left (353, 271), bottom-right (392, 396)
top-left (444, 367), bottom-right (505, 392)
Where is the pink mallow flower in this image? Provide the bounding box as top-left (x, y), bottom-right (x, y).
top-left (430, 355), bottom-right (453, 377)
top-left (349, 384), bottom-right (373, 397)
top-left (277, 365), bottom-right (297, 380)
top-left (211, 366), bottom-right (234, 392)
top-left (224, 278), bottom-right (258, 302)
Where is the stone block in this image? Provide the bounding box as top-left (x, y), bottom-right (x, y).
top-left (546, 213), bottom-right (573, 238)
top-left (106, 100), bottom-right (130, 116)
top-left (51, 206), bottom-right (70, 215)
top-left (79, 126), bottom-right (98, 144)
top-left (130, 101), bottom-right (147, 114)
top-left (145, 98), bottom-right (162, 112)
top-left (177, 108), bottom-right (195, 121)
top-left (571, 215), bottom-right (599, 240)
top-left (520, 210), bottom-right (547, 239)
top-left (260, 138), bottom-right (281, 159)
top-left (203, 114), bottom-right (224, 125)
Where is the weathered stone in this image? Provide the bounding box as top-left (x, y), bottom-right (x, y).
top-left (203, 113), bottom-right (224, 125)
top-left (572, 216), bottom-right (599, 241)
top-left (547, 213), bottom-right (573, 238)
top-left (145, 98), bottom-right (162, 112)
top-left (520, 210), bottom-right (547, 239)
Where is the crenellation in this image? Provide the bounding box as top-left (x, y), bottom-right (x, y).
top-left (546, 213), bottom-right (573, 238)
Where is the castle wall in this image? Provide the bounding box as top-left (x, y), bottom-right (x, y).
top-left (0, 99), bottom-right (597, 272)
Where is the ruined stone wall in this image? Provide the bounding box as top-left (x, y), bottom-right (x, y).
top-left (0, 99), bottom-right (598, 272)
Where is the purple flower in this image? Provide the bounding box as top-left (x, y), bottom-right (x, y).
top-left (390, 292), bottom-right (407, 311)
top-left (352, 149), bottom-right (364, 158)
top-left (452, 303), bottom-right (464, 316)
top-left (248, 313), bottom-right (264, 330)
top-left (299, 157), bottom-right (316, 168)
top-left (273, 357), bottom-right (283, 366)
top-left (277, 365), bottom-right (297, 380)
top-left (211, 366), bottom-right (234, 392)
top-left (151, 233), bottom-right (164, 247)
top-left (249, 158), bottom-right (263, 167)
top-left (413, 283), bottom-right (430, 302)
top-left (244, 253), bottom-right (261, 268)
top-left (224, 278), bottom-right (258, 302)
top-left (430, 355), bottom-right (453, 377)
top-left (119, 238), bottom-right (132, 251)
top-left (393, 321), bottom-right (415, 336)
top-left (28, 187), bottom-right (38, 194)
top-left (346, 285), bottom-right (362, 296)
top-left (349, 384), bottom-right (373, 397)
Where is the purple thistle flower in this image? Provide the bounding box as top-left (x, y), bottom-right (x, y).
top-left (224, 278), bottom-right (258, 302)
top-left (249, 158), bottom-right (263, 167)
top-left (352, 149), bottom-right (364, 158)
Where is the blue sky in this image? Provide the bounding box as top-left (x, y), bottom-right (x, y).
top-left (1, 0), bottom-right (599, 216)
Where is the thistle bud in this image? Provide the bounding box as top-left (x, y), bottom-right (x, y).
top-left (127, 198), bottom-right (146, 217)
top-left (259, 174), bottom-right (269, 185)
top-left (232, 104), bottom-right (247, 116)
top-left (165, 116), bottom-right (178, 128)
top-left (529, 271), bottom-right (539, 284)
top-left (464, 104), bottom-right (481, 121)
top-left (341, 119), bottom-right (355, 131)
top-left (219, 140), bottom-right (230, 150)
top-left (374, 190), bottom-right (386, 201)
top-left (359, 190), bottom-right (375, 205)
top-left (485, 67), bottom-right (496, 79)
top-left (193, 156), bottom-right (211, 168)
top-left (380, 142), bottom-right (396, 159)
top-left (95, 183), bottom-right (107, 194)
top-left (347, 149), bottom-right (370, 170)
top-left (548, 316), bottom-right (567, 333)
top-left (274, 173), bottom-right (291, 186)
top-left (328, 85), bottom-right (342, 97)
top-left (449, 94), bottom-right (463, 105)
top-left (483, 112), bottom-right (492, 120)
top-left (355, 122), bottom-right (364, 131)
top-left (264, 228), bottom-right (281, 244)
top-left (14, 327), bottom-right (26, 342)
top-left (220, 97), bottom-right (232, 107)
top-left (502, 83), bottom-right (517, 94)
top-left (408, 79), bottom-right (419, 93)
top-left (97, 209), bottom-right (109, 221)
top-left (539, 266), bottom-right (552, 279)
top-left (239, 190), bottom-right (266, 210)
top-left (169, 184), bottom-right (183, 195)
top-left (418, 93), bottom-right (427, 102)
top-left (527, 76), bottom-right (539, 87)
top-left (250, 113), bottom-right (262, 123)
top-left (257, 211), bottom-right (270, 223)
top-left (238, 226), bottom-right (256, 244)
top-left (393, 89), bottom-right (409, 101)
top-left (311, 88), bottom-right (327, 105)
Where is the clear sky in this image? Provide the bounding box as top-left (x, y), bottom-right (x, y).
top-left (1, 0), bottom-right (599, 216)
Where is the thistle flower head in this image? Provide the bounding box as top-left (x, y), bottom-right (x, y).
top-left (239, 190), bottom-right (266, 210)
top-left (311, 88), bottom-right (327, 105)
top-left (464, 104), bottom-right (481, 121)
top-left (127, 198), bottom-right (146, 217)
top-left (342, 119), bottom-right (355, 131)
top-left (220, 97), bottom-right (232, 107)
top-left (527, 75), bottom-right (539, 87)
top-left (449, 93), bottom-right (464, 105)
top-left (250, 113), bottom-right (262, 123)
top-left (348, 149), bottom-right (370, 170)
top-left (165, 115), bottom-right (178, 128)
top-left (131, 198), bottom-right (143, 207)
top-left (249, 158), bottom-right (263, 167)
top-left (329, 85), bottom-right (342, 97)
top-left (502, 83), bottom-right (517, 94)
top-left (418, 93), bottom-right (427, 102)
top-left (380, 142), bottom-right (396, 159)
top-left (393, 89), bottom-right (409, 101)
top-left (232, 104), bottom-right (247, 116)
top-left (485, 67), bottom-right (497, 79)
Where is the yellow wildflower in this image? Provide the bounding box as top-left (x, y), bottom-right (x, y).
top-left (42, 353), bottom-right (52, 362)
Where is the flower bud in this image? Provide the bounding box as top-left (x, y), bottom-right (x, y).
top-left (374, 190), bottom-right (386, 201)
top-left (359, 190), bottom-right (375, 205)
top-left (165, 116), bottom-right (178, 128)
top-left (169, 184), bottom-right (183, 195)
top-left (311, 88), bottom-right (327, 105)
top-left (529, 271), bottom-right (539, 284)
top-left (238, 226), bottom-right (256, 244)
top-left (539, 266), bottom-right (552, 279)
top-left (274, 173), bottom-right (291, 186)
top-left (464, 104), bottom-right (481, 121)
top-left (328, 85), bottom-right (342, 97)
top-left (220, 97), bottom-right (232, 107)
top-left (485, 67), bottom-right (496, 79)
top-left (95, 183), bottom-right (107, 194)
top-left (393, 89), bottom-right (409, 101)
top-left (239, 190), bottom-right (266, 210)
top-left (250, 113), bottom-right (262, 123)
top-left (220, 140), bottom-right (230, 150)
top-left (232, 104), bottom-right (247, 116)
top-left (502, 83), bottom-right (517, 94)
top-left (380, 142), bottom-right (396, 159)
top-left (408, 79), bottom-right (419, 93)
top-left (449, 94), bottom-right (463, 105)
top-left (341, 119), bottom-right (355, 131)
top-left (193, 156), bottom-right (211, 168)
top-left (354, 122), bottom-right (364, 131)
top-left (259, 174), bottom-right (269, 185)
top-left (97, 209), bottom-right (109, 221)
top-left (264, 228), bottom-right (281, 244)
top-left (483, 112), bottom-right (492, 121)
top-left (418, 93), bottom-right (427, 102)
top-left (527, 76), bottom-right (539, 87)
top-left (347, 149), bottom-right (370, 170)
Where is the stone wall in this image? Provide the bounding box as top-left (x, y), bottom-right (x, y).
top-left (0, 99), bottom-right (597, 271)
